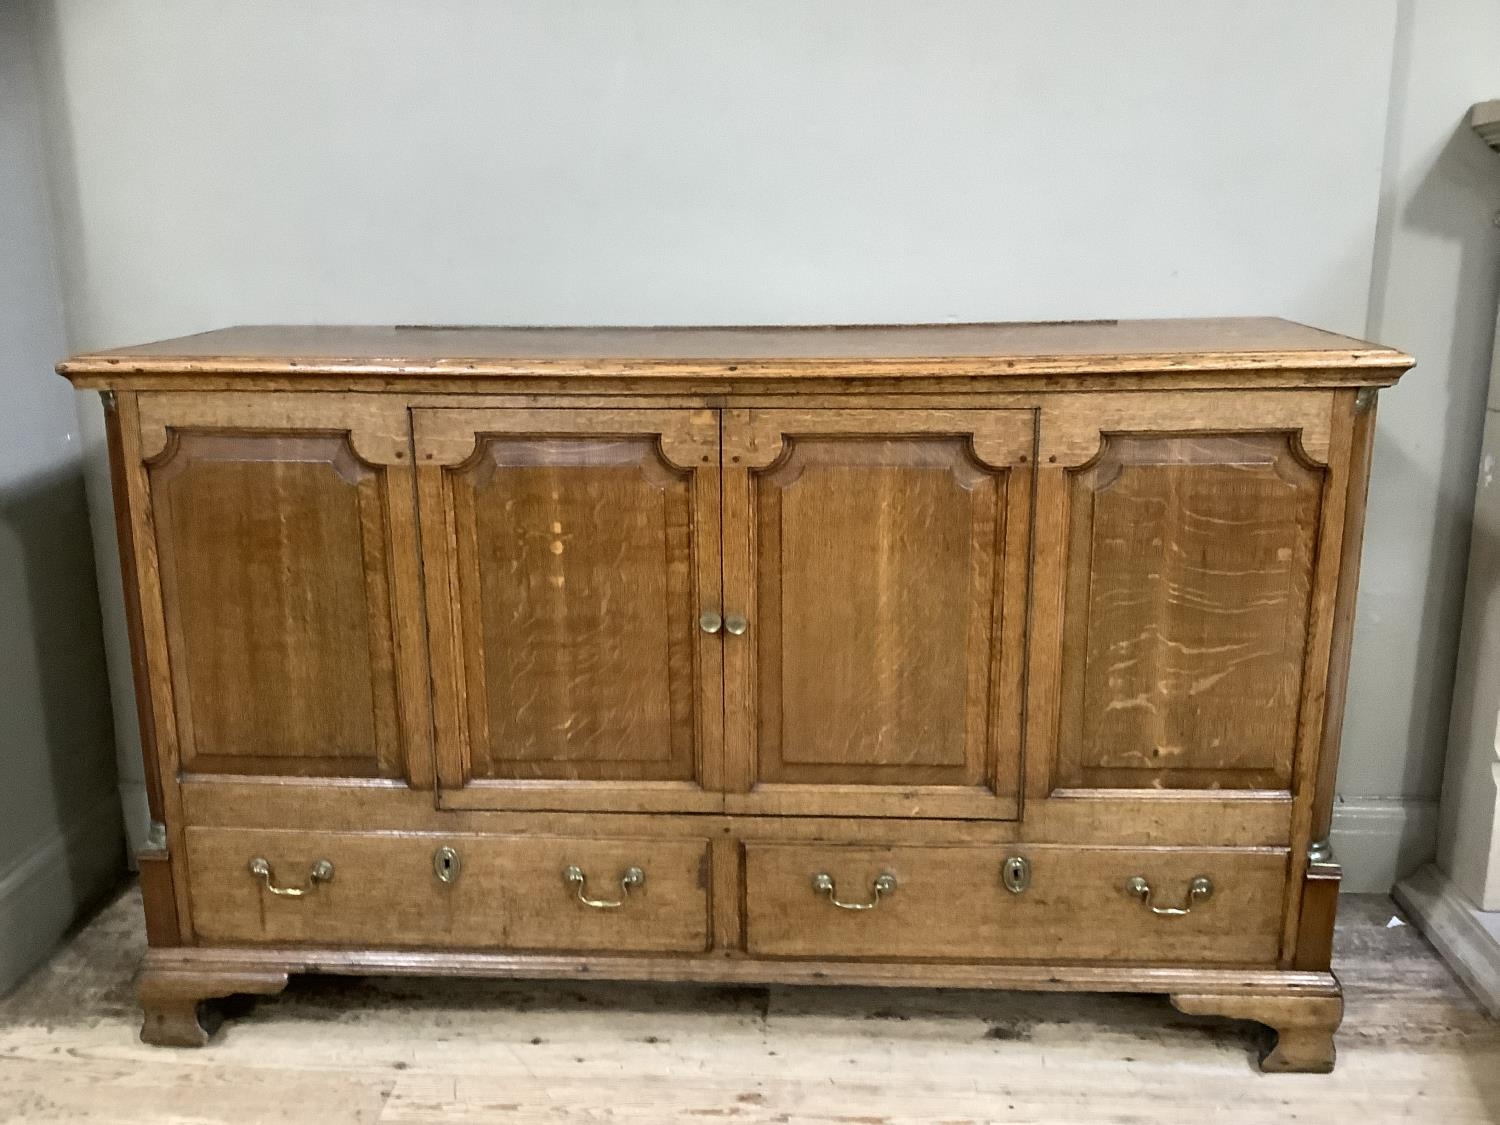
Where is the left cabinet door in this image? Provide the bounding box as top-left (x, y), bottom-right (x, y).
top-left (414, 408), bottom-right (724, 813)
top-left (131, 393), bottom-right (432, 785)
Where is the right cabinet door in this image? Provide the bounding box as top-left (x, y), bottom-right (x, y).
top-left (1027, 391), bottom-right (1352, 835)
top-left (721, 409), bottom-right (1034, 819)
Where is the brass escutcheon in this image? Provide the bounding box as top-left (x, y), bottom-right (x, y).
top-left (1001, 855), bottom-right (1031, 894)
top-left (433, 845), bottom-right (462, 884)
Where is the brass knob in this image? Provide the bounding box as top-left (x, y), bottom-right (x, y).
top-left (698, 611), bottom-right (723, 634)
top-left (724, 613), bottom-right (749, 636)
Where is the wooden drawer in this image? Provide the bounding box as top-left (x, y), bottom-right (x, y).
top-left (185, 828), bottom-right (711, 953)
top-left (744, 843), bottom-right (1288, 965)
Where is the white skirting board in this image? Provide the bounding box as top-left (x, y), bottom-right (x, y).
top-left (117, 781), bottom-right (152, 874)
top-left (1329, 797), bottom-right (1439, 892)
top-left (0, 794), bottom-right (126, 997)
top-left (1394, 864), bottom-right (1500, 1018)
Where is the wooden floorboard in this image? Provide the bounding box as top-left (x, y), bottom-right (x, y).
top-left (0, 885), bottom-right (1495, 1123)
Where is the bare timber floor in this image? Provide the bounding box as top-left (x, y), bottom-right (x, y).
top-left (0, 885), bottom-right (1495, 1123)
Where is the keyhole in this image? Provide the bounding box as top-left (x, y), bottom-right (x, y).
top-left (433, 846), bottom-right (462, 884)
top-left (1003, 856), bottom-right (1030, 894)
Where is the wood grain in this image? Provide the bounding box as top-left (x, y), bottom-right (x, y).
top-left (117, 390), bottom-right (198, 934)
top-left (1057, 432), bottom-right (1322, 790)
top-left (136, 390), bottom-right (411, 466)
top-left (135, 850), bottom-right (182, 947)
top-left (4, 889), bottom-right (1495, 1121)
top-left (177, 785), bottom-right (1295, 846)
top-left (760, 440), bottom-right (993, 775)
top-left (1278, 390), bottom-right (1359, 963)
top-left (137, 964), bottom-right (289, 1048)
top-left (744, 843), bottom-right (1288, 964)
top-left (150, 431), bottom-right (404, 778)
top-left (1292, 861), bottom-right (1343, 972)
top-left (58, 319), bottom-right (1412, 384)
top-left (416, 408), bottom-right (722, 813)
top-left (1039, 389), bottom-right (1336, 468)
top-left (1171, 990), bottom-right (1343, 1073)
top-left (58, 320), bottom-right (1415, 1073)
top-left (184, 828), bottom-right (712, 954)
top-left (1023, 387), bottom-right (1354, 876)
top-left (1311, 394), bottom-right (1379, 844)
top-left (723, 409), bottom-right (1031, 819)
top-left (456, 438), bottom-right (694, 777)
top-left (101, 391), bottom-right (166, 822)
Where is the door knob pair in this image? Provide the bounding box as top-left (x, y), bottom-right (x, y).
top-left (698, 611), bottom-right (747, 636)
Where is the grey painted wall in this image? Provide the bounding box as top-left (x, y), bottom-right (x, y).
top-left (0, 4), bottom-right (124, 995)
top-left (1328, 0), bottom-right (1500, 889)
top-left (18, 0), bottom-right (1500, 890)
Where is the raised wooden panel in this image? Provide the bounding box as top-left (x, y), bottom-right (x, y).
top-left (1057, 432), bottom-right (1324, 790)
top-left (416, 409), bottom-right (722, 813)
top-left (759, 438), bottom-right (997, 781)
top-left (723, 410), bottom-right (1032, 819)
top-left (458, 437), bottom-right (695, 780)
top-left (149, 430), bottom-right (404, 779)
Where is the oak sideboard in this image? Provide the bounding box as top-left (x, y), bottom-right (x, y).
top-left (60, 319), bottom-right (1413, 1071)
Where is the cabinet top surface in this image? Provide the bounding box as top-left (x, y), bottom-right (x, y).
top-left (58, 318), bottom-right (1413, 384)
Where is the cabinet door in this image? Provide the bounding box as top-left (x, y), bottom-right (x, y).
top-left (721, 409), bottom-right (1033, 819)
top-left (131, 393), bottom-right (430, 786)
top-left (1025, 391), bottom-right (1349, 842)
top-left (415, 408), bottom-right (723, 813)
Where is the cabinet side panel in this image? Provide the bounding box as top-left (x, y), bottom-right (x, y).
top-left (103, 391), bottom-right (165, 823)
top-left (107, 392), bottom-right (185, 945)
top-left (1311, 398), bottom-right (1378, 843)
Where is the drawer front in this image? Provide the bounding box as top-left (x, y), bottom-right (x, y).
top-left (186, 828), bottom-right (710, 953)
top-left (744, 843), bottom-right (1287, 965)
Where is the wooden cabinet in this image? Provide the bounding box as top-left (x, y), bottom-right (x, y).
top-left (65, 320), bottom-right (1412, 1071)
